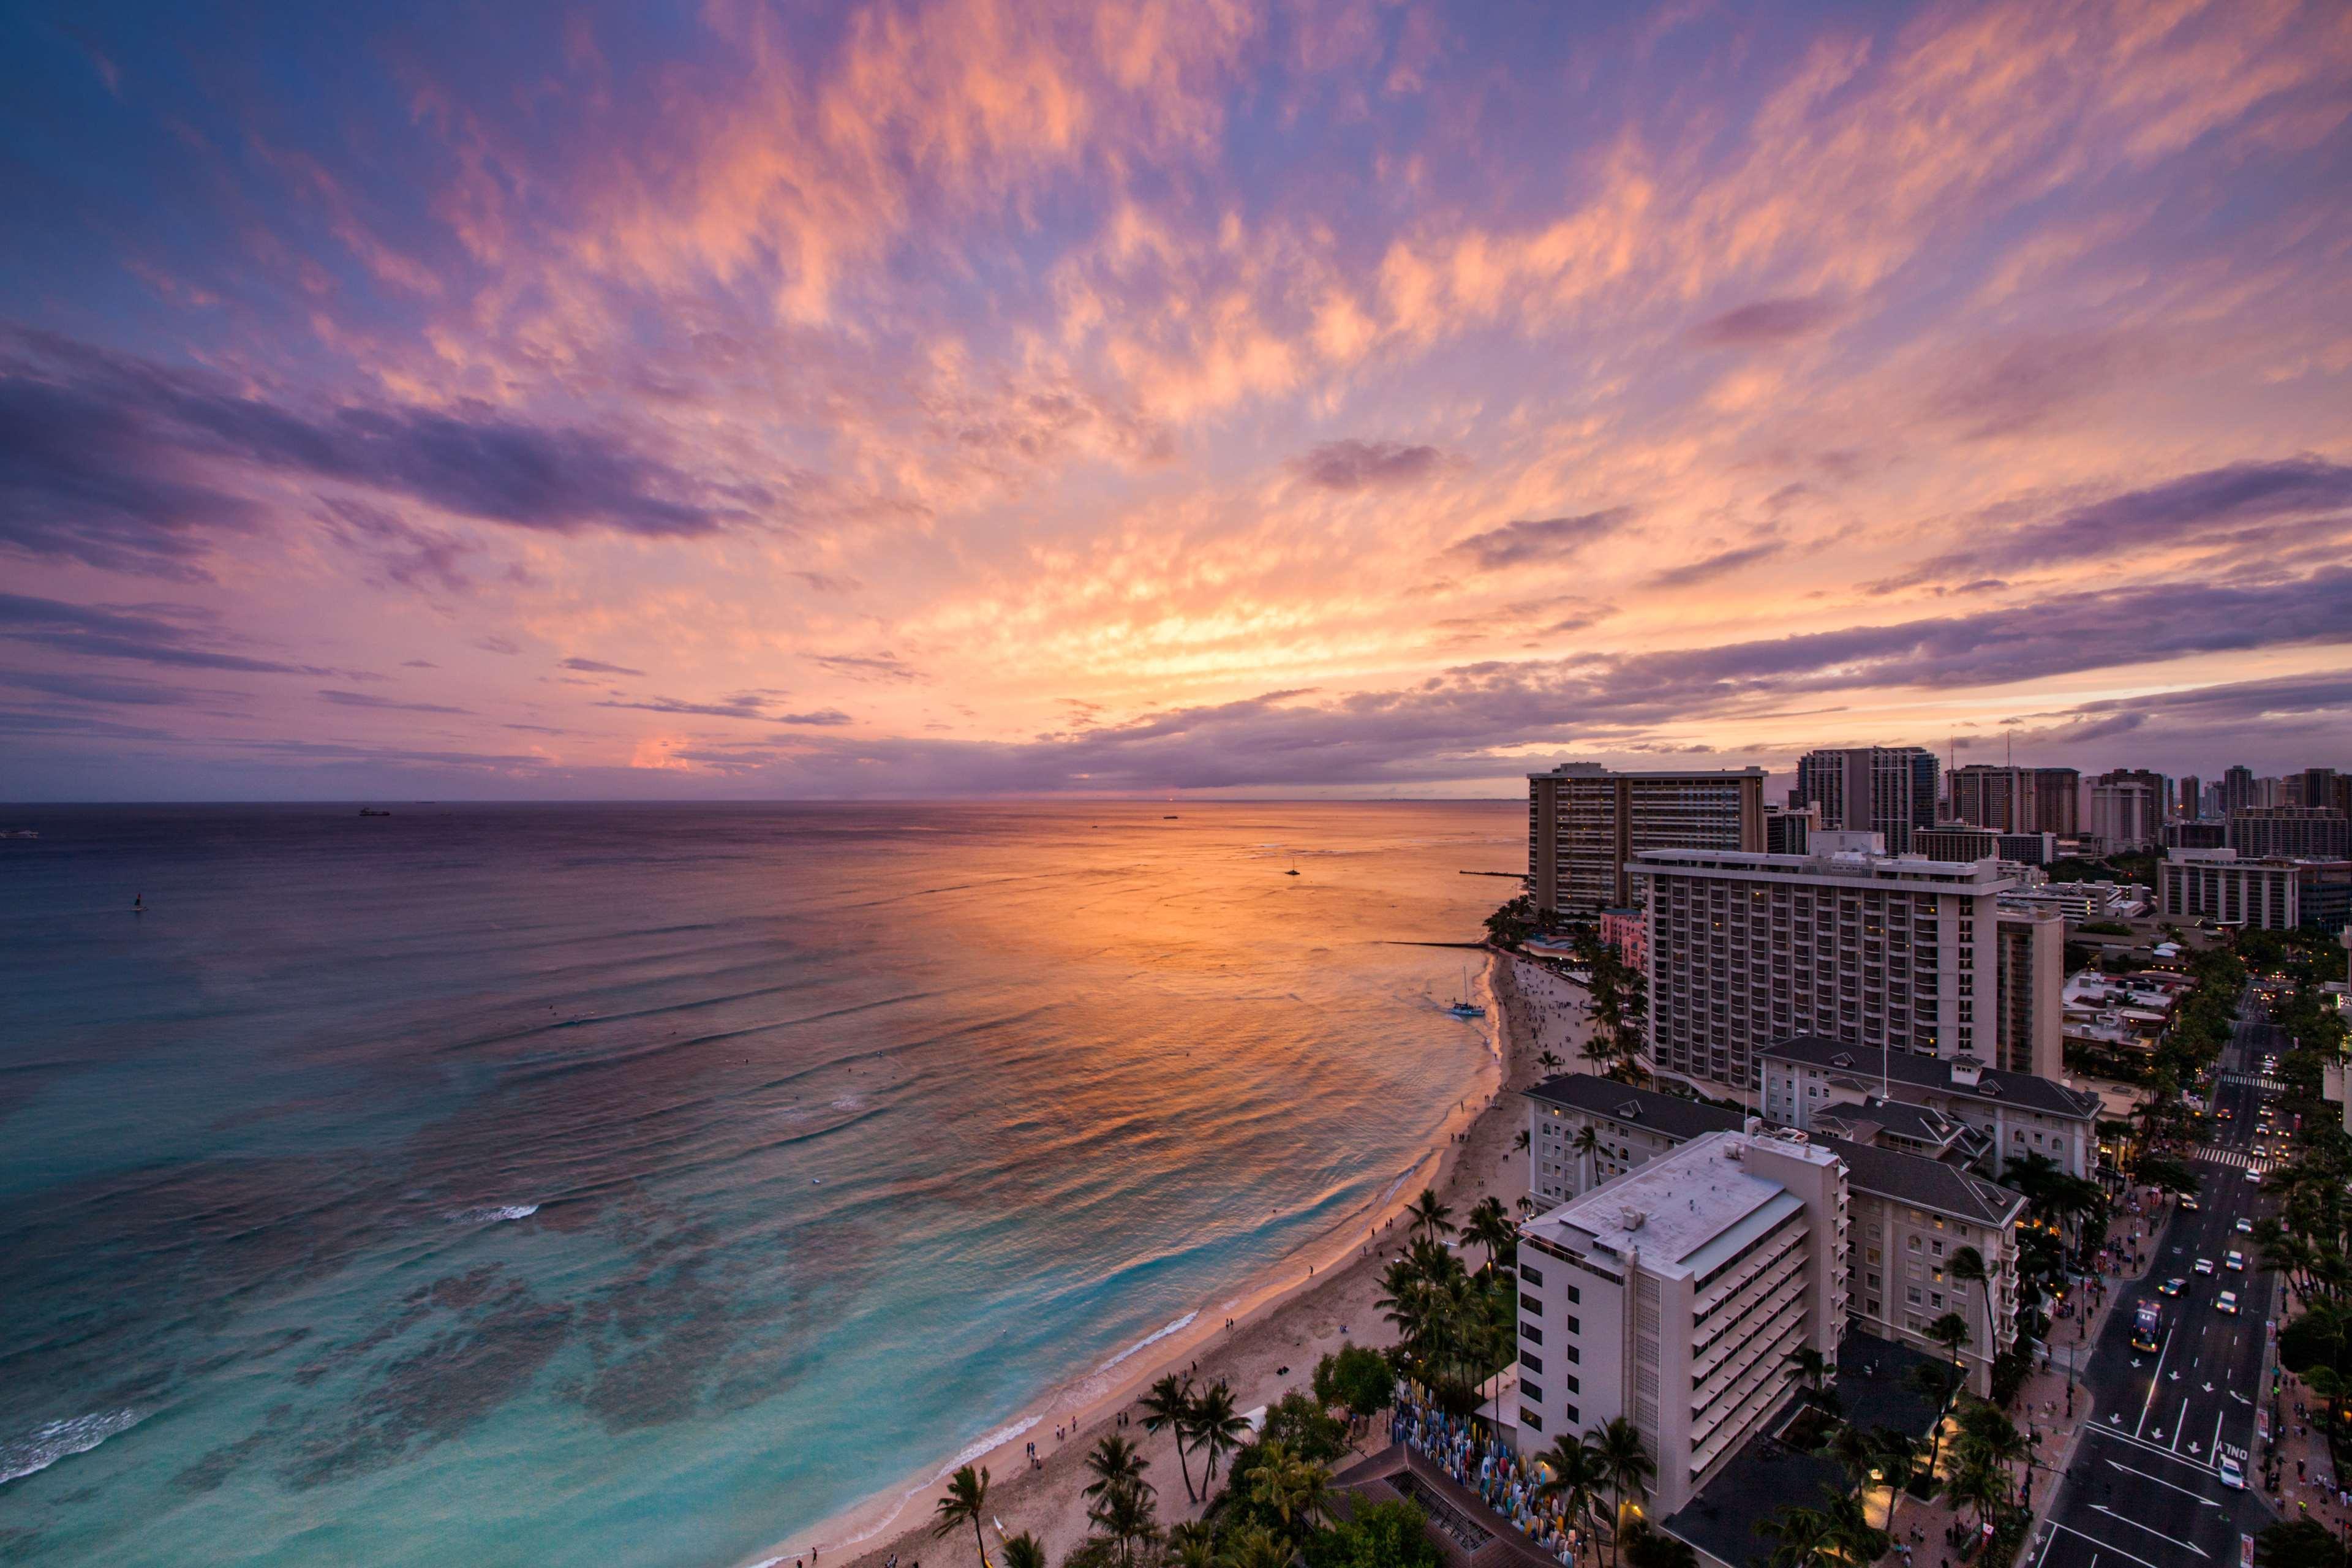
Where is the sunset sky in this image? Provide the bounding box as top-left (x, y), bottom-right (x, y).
top-left (4, 0), bottom-right (2349, 799)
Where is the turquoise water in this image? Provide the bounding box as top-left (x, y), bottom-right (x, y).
top-left (0, 801), bottom-right (1512, 1567)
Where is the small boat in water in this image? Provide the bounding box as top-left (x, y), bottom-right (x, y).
top-left (359, 807), bottom-right (393, 817)
top-left (1285, 856), bottom-right (1300, 876)
top-left (1445, 967), bottom-right (1483, 1019)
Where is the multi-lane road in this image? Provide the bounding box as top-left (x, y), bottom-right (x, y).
top-left (2030, 985), bottom-right (2285, 1568)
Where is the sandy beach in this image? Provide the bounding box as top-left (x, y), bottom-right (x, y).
top-left (784, 949), bottom-right (1591, 1568)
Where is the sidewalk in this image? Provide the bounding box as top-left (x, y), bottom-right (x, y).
top-left (1872, 1196), bottom-right (2170, 1566)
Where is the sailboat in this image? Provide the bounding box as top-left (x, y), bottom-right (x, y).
top-left (1285, 856), bottom-right (1300, 876)
top-left (1446, 967), bottom-right (1484, 1019)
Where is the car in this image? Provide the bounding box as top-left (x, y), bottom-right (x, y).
top-left (2179, 1196), bottom-right (2201, 1212)
top-left (2218, 1107), bottom-right (2234, 1121)
top-left (2217, 1291), bottom-right (2240, 1314)
top-left (2158, 1276), bottom-right (2186, 1296)
top-left (2247, 1170), bottom-right (2264, 1185)
top-left (2237, 1218), bottom-right (2255, 1233)
top-left (2195, 1257), bottom-right (2217, 1275)
top-left (2226, 1250), bottom-right (2247, 1270)
top-left (2220, 1454), bottom-right (2245, 1489)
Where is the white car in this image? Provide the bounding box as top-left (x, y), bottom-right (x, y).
top-left (2226, 1250), bottom-right (2247, 1270)
top-left (2194, 1257), bottom-right (2216, 1275)
top-left (2247, 1170), bottom-right (2264, 1185)
top-left (2217, 1291), bottom-right (2239, 1314)
top-left (2236, 1218), bottom-right (2254, 1234)
top-left (2220, 1454), bottom-right (2245, 1489)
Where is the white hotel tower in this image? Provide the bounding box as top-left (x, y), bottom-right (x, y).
top-left (1516, 1131), bottom-right (1849, 1518)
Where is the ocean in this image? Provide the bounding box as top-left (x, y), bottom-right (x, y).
top-left (0, 801), bottom-right (1514, 1567)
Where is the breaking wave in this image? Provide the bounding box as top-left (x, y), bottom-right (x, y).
top-left (447, 1203), bottom-right (540, 1224)
top-left (1, 1409), bottom-right (144, 1486)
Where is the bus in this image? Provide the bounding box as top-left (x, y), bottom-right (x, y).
top-left (2133, 1298), bottom-right (2165, 1353)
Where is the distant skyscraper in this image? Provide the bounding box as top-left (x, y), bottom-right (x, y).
top-left (1948, 764), bottom-right (2079, 837)
top-left (2227, 807), bottom-right (2350, 861)
top-left (1792, 745), bottom-right (1939, 853)
top-left (2220, 765), bottom-right (2256, 815)
top-left (2178, 775), bottom-right (2201, 820)
top-left (2089, 769), bottom-right (2165, 850)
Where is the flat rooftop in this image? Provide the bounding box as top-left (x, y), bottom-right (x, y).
top-left (1526, 1131), bottom-right (1832, 1280)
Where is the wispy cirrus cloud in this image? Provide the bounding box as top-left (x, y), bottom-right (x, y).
top-left (4, 0), bottom-right (2350, 797)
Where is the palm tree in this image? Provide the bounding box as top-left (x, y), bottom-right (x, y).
top-left (1572, 1125), bottom-right (1603, 1191)
top-left (932, 1465), bottom-right (991, 1568)
top-left (1000, 1534), bottom-right (1047, 1568)
top-left (1784, 1344), bottom-right (1828, 1396)
top-left (1909, 1362), bottom-right (1962, 1477)
top-left (1140, 1374), bottom-right (1199, 1502)
top-left (1166, 1521), bottom-right (1218, 1568)
top-left (1815, 1483), bottom-right (1890, 1564)
top-left (1866, 1429), bottom-right (1921, 1528)
top-left (1219, 1525), bottom-right (1290, 1568)
top-left (1084, 1433), bottom-right (1152, 1501)
top-left (1406, 1188), bottom-right (1456, 1243)
top-left (1247, 1439), bottom-right (1332, 1538)
top-left (1758, 1503), bottom-right (1834, 1568)
top-left (1087, 1476), bottom-right (1162, 1568)
top-left (1927, 1311), bottom-right (1973, 1389)
top-left (1514, 1128), bottom-right (1532, 1153)
top-left (1539, 1049), bottom-right (1565, 1074)
top-left (1819, 1422), bottom-right (1874, 1493)
top-left (1466, 1195), bottom-right (1516, 1276)
top-left (1535, 1434), bottom-right (1607, 1550)
top-left (1589, 1417), bottom-right (1657, 1566)
top-left (1189, 1382), bottom-right (1250, 1491)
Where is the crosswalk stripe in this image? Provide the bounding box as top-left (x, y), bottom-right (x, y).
top-left (2190, 1144), bottom-right (2281, 1172)
top-left (2217, 1072), bottom-right (2284, 1090)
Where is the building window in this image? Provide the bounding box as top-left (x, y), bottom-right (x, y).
top-left (1907, 1287), bottom-right (1922, 1304)
top-left (1521, 1265), bottom-right (1544, 1287)
top-left (1567, 1284), bottom-right (1581, 1305)
top-left (1564, 1374), bottom-right (1580, 1395)
top-left (1565, 1344), bottom-right (1580, 1365)
top-left (1522, 1381), bottom-right (1544, 1403)
top-left (1520, 1351), bottom-right (1543, 1374)
top-left (1521, 1409), bottom-right (1544, 1432)
top-left (1566, 1316), bottom-right (1581, 1335)
top-left (1521, 1323), bottom-right (1542, 1344)
top-left (1523, 1293), bottom-right (1542, 1313)
top-left (1564, 1403), bottom-right (1580, 1426)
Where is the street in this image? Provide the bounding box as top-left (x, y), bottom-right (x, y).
top-left (2030, 985), bottom-right (2285, 1568)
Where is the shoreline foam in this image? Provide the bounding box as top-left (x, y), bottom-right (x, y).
top-left (755, 947), bottom-right (1575, 1568)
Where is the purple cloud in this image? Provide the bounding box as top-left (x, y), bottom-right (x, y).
top-left (0, 332), bottom-right (748, 578)
top-left (1448, 508), bottom-right (1637, 571)
top-left (1292, 439), bottom-right (1452, 492)
top-left (1688, 295), bottom-right (1843, 347)
top-left (560, 657), bottom-right (646, 676)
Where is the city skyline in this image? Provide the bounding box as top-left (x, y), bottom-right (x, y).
top-left (6, 0), bottom-right (2352, 800)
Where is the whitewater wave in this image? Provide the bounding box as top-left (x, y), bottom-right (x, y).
top-left (1, 1409), bottom-right (143, 1486)
top-left (447, 1203), bottom-right (540, 1223)
top-left (939, 1412), bottom-right (1045, 1476)
top-left (1093, 1310), bottom-right (1198, 1376)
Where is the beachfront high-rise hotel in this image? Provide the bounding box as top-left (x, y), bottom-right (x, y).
top-left (1637, 832), bottom-right (2011, 1092)
top-left (1527, 764), bottom-right (1767, 915)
